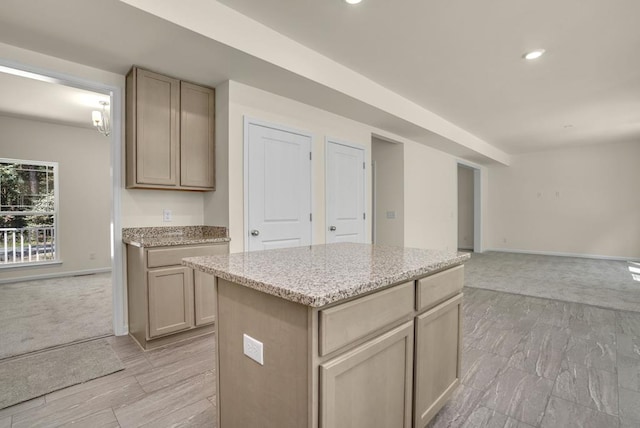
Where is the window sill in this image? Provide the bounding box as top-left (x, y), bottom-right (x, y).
top-left (0, 260), bottom-right (63, 270)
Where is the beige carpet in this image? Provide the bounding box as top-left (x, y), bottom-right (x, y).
top-left (0, 338), bottom-right (124, 410)
top-left (465, 251), bottom-right (640, 312)
top-left (0, 273), bottom-right (113, 360)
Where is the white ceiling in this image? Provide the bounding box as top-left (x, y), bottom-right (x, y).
top-left (0, 0), bottom-right (637, 159)
top-left (0, 71), bottom-right (109, 129)
top-left (217, 0), bottom-right (640, 154)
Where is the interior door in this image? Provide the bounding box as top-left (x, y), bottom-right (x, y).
top-left (326, 141), bottom-right (365, 243)
top-left (247, 121), bottom-right (312, 251)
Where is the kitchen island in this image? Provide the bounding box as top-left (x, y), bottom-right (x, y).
top-left (183, 243), bottom-right (470, 428)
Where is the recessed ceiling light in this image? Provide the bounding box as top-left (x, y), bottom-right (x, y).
top-left (344, 0), bottom-right (362, 4)
top-left (523, 49), bottom-right (546, 60)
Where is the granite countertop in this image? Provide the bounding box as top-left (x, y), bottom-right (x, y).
top-left (183, 242), bottom-right (470, 307)
top-left (123, 226), bottom-right (230, 248)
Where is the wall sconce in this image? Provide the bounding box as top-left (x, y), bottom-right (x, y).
top-left (91, 100), bottom-right (111, 136)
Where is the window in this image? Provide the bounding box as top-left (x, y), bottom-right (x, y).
top-left (0, 158), bottom-right (58, 266)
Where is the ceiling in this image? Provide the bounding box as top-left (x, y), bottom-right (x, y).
top-left (217, 0), bottom-right (640, 154)
top-left (0, 0), bottom-right (637, 159)
top-left (0, 70), bottom-right (109, 129)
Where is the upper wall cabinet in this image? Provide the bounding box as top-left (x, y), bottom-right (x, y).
top-left (126, 67), bottom-right (215, 191)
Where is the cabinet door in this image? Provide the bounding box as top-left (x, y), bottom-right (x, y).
top-left (320, 321), bottom-right (413, 428)
top-left (180, 82), bottom-right (215, 189)
top-left (194, 270), bottom-right (216, 326)
top-left (414, 293), bottom-right (463, 428)
top-left (135, 68), bottom-right (180, 186)
top-left (148, 266), bottom-right (194, 338)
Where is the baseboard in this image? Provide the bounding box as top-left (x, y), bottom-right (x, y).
top-left (0, 267), bottom-right (112, 285)
top-left (486, 248), bottom-right (640, 262)
top-left (117, 324), bottom-right (129, 337)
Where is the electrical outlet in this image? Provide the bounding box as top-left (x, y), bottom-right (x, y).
top-left (243, 334), bottom-right (264, 365)
top-left (89, 252), bottom-right (96, 260)
top-left (162, 209), bottom-right (172, 222)
top-left (386, 211), bottom-right (396, 219)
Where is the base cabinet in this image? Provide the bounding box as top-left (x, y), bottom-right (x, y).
top-left (214, 264), bottom-right (464, 428)
top-left (126, 242), bottom-right (228, 349)
top-left (414, 293), bottom-right (463, 427)
top-left (320, 321), bottom-right (414, 428)
top-left (148, 266), bottom-right (194, 338)
top-left (194, 270), bottom-right (217, 326)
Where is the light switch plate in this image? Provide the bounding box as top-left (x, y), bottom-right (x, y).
top-left (243, 334), bottom-right (264, 365)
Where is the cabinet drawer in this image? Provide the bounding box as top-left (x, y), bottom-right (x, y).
top-left (416, 265), bottom-right (463, 312)
top-left (147, 244), bottom-right (228, 268)
top-left (319, 281), bottom-right (414, 356)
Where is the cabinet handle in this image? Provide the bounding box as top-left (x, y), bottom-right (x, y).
top-left (329, 226), bottom-right (337, 231)
top-left (250, 230), bottom-right (260, 236)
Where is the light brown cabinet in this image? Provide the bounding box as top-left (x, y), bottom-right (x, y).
top-left (414, 293), bottom-right (463, 427)
top-left (194, 270), bottom-right (217, 326)
top-left (320, 321), bottom-right (414, 428)
top-left (214, 264), bottom-right (464, 428)
top-left (126, 243), bottom-right (228, 349)
top-left (126, 67), bottom-right (215, 191)
top-left (148, 266), bottom-right (194, 338)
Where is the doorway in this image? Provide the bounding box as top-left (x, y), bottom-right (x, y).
top-left (244, 118), bottom-right (312, 251)
top-left (457, 162), bottom-right (481, 252)
top-left (457, 165), bottom-right (474, 251)
top-left (325, 139), bottom-right (366, 244)
top-left (0, 60), bottom-right (124, 342)
top-left (371, 137), bottom-right (404, 246)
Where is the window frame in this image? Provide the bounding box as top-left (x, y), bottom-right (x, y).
top-left (0, 157), bottom-right (60, 268)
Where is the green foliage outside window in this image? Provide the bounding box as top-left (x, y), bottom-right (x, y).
top-left (0, 161), bottom-right (55, 229)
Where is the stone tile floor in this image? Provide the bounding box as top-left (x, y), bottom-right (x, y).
top-left (2, 286), bottom-right (638, 427)
top-left (429, 287), bottom-right (640, 428)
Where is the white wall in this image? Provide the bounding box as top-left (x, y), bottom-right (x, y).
top-left (371, 138), bottom-right (404, 246)
top-left (0, 43), bottom-right (465, 256)
top-left (457, 165), bottom-right (474, 249)
top-left (203, 82), bottom-right (230, 228)
top-left (120, 190), bottom-right (203, 227)
top-left (403, 142), bottom-right (458, 251)
top-left (0, 115), bottom-right (111, 280)
top-left (206, 80), bottom-right (460, 253)
top-left (211, 81), bottom-right (374, 253)
top-left (487, 140), bottom-right (640, 259)
top-left (0, 42), bottom-right (207, 230)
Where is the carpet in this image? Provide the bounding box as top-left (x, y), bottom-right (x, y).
top-left (464, 251), bottom-right (640, 312)
top-left (0, 272), bottom-right (112, 359)
top-left (0, 338), bottom-right (124, 410)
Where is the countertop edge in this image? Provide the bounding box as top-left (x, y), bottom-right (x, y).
top-left (183, 253), bottom-right (469, 308)
top-left (124, 237), bottom-right (231, 248)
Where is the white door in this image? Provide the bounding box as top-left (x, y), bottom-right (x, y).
top-left (246, 121), bottom-right (312, 251)
top-left (326, 141), bottom-right (366, 243)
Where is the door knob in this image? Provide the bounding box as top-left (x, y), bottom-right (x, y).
top-left (250, 229), bottom-right (260, 236)
top-left (329, 226), bottom-right (336, 231)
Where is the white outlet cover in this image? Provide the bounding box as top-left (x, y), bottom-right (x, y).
top-left (162, 209), bottom-right (172, 222)
top-left (243, 334), bottom-right (264, 365)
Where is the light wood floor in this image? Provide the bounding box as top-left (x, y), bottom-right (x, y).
top-left (0, 334), bottom-right (217, 428)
